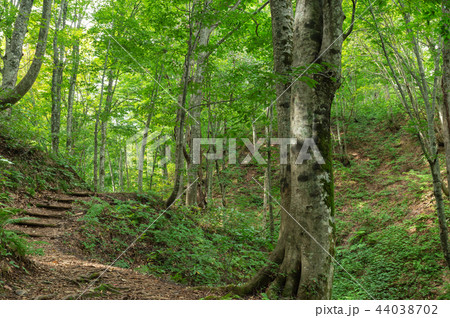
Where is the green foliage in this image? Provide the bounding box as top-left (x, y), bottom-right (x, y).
top-left (0, 205), bottom-right (43, 266)
top-left (333, 224), bottom-right (445, 300)
top-left (78, 198), bottom-right (271, 286)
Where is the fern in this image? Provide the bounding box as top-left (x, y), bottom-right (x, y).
top-left (0, 206), bottom-right (43, 259)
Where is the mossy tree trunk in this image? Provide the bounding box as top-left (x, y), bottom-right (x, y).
top-left (235, 0), bottom-right (344, 299)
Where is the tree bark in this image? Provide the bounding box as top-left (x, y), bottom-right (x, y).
top-left (51, 0), bottom-right (68, 154)
top-left (264, 105), bottom-right (274, 241)
top-left (67, 13), bottom-right (83, 153)
top-left (236, 0), bottom-right (344, 299)
top-left (1, 0), bottom-right (34, 95)
top-left (100, 70), bottom-right (116, 191)
top-left (269, 0), bottom-right (293, 228)
top-left (119, 148), bottom-right (124, 191)
top-left (165, 2), bottom-right (198, 207)
top-left (138, 68), bottom-right (163, 192)
top-left (0, 0), bottom-right (53, 109)
top-left (186, 2), bottom-right (216, 206)
top-left (440, 0), bottom-right (450, 268)
top-left (93, 39), bottom-right (111, 191)
top-left (107, 148), bottom-right (116, 192)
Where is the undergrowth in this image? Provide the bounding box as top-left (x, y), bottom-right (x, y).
top-left (331, 109), bottom-right (449, 300)
top-left (78, 198), bottom-right (272, 286)
top-left (333, 222), bottom-right (446, 300)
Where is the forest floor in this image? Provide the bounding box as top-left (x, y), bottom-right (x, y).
top-left (1, 191), bottom-right (220, 300)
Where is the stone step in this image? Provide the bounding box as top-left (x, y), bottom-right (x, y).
top-left (24, 210), bottom-right (66, 219)
top-left (44, 197), bottom-right (77, 204)
top-left (35, 203), bottom-right (71, 211)
top-left (11, 218), bottom-right (60, 228)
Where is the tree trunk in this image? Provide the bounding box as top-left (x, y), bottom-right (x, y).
top-left (124, 143), bottom-right (130, 191)
top-left (0, 0), bottom-right (53, 109)
top-left (429, 159), bottom-right (450, 268)
top-left (138, 68), bottom-right (163, 192)
top-left (440, 0), bottom-right (450, 268)
top-left (1, 0), bottom-right (34, 97)
top-left (165, 5), bottom-right (198, 207)
top-left (149, 148), bottom-right (158, 191)
top-left (93, 40), bottom-right (111, 191)
top-left (206, 99), bottom-right (215, 205)
top-left (236, 0), bottom-right (344, 299)
top-left (51, 0), bottom-right (68, 154)
top-left (264, 106), bottom-right (274, 241)
top-left (100, 70), bottom-right (116, 191)
top-left (186, 20), bottom-right (216, 206)
top-left (119, 148), bottom-right (124, 191)
top-left (269, 0), bottom-right (294, 228)
top-left (107, 148), bottom-right (115, 192)
top-left (66, 14), bottom-right (82, 153)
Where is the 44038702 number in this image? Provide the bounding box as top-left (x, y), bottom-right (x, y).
top-left (375, 305), bottom-right (438, 315)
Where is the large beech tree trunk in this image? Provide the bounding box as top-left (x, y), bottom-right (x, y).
top-left (0, 0), bottom-right (53, 109)
top-left (236, 0), bottom-right (344, 299)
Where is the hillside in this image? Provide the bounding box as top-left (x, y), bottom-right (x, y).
top-left (1, 111), bottom-right (449, 300)
top-left (0, 127), bottom-right (220, 299)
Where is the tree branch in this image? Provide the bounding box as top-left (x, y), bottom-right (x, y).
top-left (343, 0), bottom-right (357, 41)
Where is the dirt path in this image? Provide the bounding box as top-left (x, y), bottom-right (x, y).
top-left (2, 192), bottom-right (217, 300)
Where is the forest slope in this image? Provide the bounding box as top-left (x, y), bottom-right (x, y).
top-left (0, 114), bottom-right (449, 300)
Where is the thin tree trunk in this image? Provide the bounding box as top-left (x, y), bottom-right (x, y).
top-left (66, 14), bottom-right (82, 153)
top-left (124, 143), bottom-right (130, 191)
top-left (100, 70), bottom-right (116, 191)
top-left (107, 148), bottom-right (115, 192)
top-left (206, 97), bottom-right (214, 205)
top-left (252, 121), bottom-right (257, 148)
top-left (138, 68), bottom-right (163, 192)
top-left (186, 17), bottom-right (216, 206)
top-left (264, 106), bottom-right (274, 241)
top-left (165, 3), bottom-right (198, 207)
top-left (51, 0), bottom-right (68, 154)
top-left (149, 148), bottom-right (158, 191)
top-left (93, 40), bottom-right (111, 191)
top-left (119, 148), bottom-right (124, 191)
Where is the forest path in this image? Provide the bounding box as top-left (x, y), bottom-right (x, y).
top-left (3, 192), bottom-right (215, 300)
